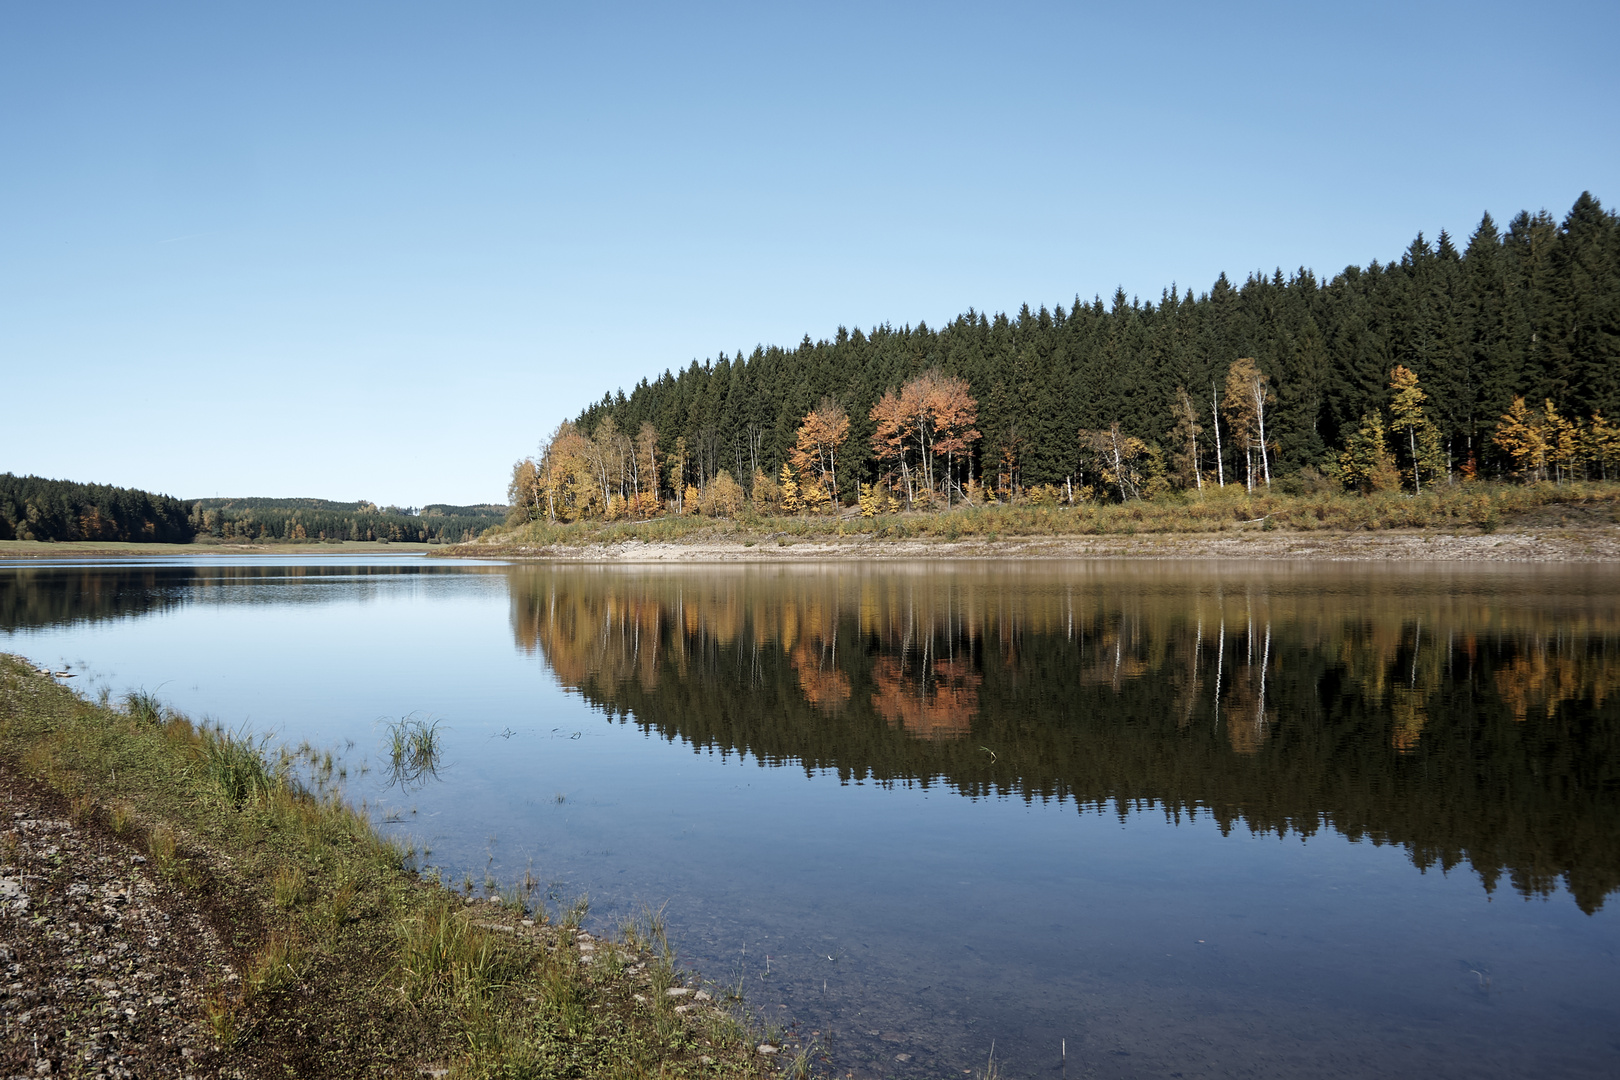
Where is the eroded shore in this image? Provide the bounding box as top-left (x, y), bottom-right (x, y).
top-left (447, 524), bottom-right (1620, 564)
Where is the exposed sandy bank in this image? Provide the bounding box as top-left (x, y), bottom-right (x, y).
top-left (451, 525), bottom-right (1620, 564)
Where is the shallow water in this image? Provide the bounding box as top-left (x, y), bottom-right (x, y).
top-left (4, 555), bottom-right (1619, 1078)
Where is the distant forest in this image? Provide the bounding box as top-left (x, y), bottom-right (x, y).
top-left (0, 474), bottom-right (194, 543)
top-left (188, 497), bottom-right (501, 544)
top-left (527, 192), bottom-right (1618, 518)
top-left (0, 476), bottom-right (499, 544)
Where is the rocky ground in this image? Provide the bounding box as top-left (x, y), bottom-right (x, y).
top-left (0, 767), bottom-right (234, 1080)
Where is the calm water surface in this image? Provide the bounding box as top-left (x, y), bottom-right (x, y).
top-left (4, 555), bottom-right (1619, 1078)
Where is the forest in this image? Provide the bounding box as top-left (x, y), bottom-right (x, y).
top-left (0, 478), bottom-right (500, 544)
top-left (188, 497), bottom-right (501, 544)
top-left (0, 474), bottom-right (194, 543)
top-left (512, 192), bottom-right (1619, 521)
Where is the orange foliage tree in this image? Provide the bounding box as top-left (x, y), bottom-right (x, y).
top-left (869, 371), bottom-right (980, 507)
top-left (789, 398), bottom-right (850, 508)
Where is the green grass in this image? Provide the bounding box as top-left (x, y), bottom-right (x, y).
top-left (0, 655), bottom-right (780, 1078)
top-left (384, 715), bottom-right (444, 788)
top-left (453, 480), bottom-right (1620, 552)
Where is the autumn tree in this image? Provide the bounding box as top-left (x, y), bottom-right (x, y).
top-left (634, 421), bottom-right (661, 517)
top-left (778, 464), bottom-right (801, 513)
top-left (789, 398), bottom-right (850, 508)
top-left (668, 436), bottom-right (689, 514)
top-left (1388, 366), bottom-right (1445, 493)
top-left (1337, 411), bottom-right (1400, 493)
top-left (750, 466), bottom-right (778, 510)
top-left (1589, 412), bottom-right (1620, 480)
top-left (869, 370), bottom-right (980, 507)
top-left (507, 456), bottom-right (543, 524)
top-left (1492, 396), bottom-right (1547, 480)
top-left (701, 470), bottom-right (745, 516)
top-left (1078, 424), bottom-right (1150, 501)
top-left (1168, 387), bottom-right (1203, 491)
top-left (1545, 400), bottom-right (1579, 484)
top-left (1222, 358), bottom-right (1271, 490)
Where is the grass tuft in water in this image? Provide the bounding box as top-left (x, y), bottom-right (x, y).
top-left (384, 715), bottom-right (444, 789)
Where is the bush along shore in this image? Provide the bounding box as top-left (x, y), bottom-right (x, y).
top-left (448, 481), bottom-right (1620, 559)
top-left (0, 655), bottom-right (799, 1079)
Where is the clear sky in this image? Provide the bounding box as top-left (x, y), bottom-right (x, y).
top-left (3, 1), bottom-right (1616, 506)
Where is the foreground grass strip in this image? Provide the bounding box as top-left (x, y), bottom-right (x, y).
top-left (0, 655), bottom-right (780, 1078)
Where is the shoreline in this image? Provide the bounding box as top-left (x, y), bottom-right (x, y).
top-left (0, 658), bottom-right (784, 1078)
top-left (5, 526), bottom-right (1620, 566)
top-left (0, 539), bottom-right (435, 560)
top-left (444, 524), bottom-right (1620, 564)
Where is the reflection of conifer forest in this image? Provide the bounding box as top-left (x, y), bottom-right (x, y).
top-left (0, 563), bottom-right (487, 631)
top-left (510, 566), bottom-right (1620, 913)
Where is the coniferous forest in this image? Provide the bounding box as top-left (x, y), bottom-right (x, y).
top-left (521, 193), bottom-right (1619, 520)
top-left (0, 474), bottom-right (194, 543)
top-left (0, 476), bottom-right (500, 544)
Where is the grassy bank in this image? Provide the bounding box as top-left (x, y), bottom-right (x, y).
top-left (0, 656), bottom-right (788, 1078)
top-left (456, 481), bottom-right (1620, 553)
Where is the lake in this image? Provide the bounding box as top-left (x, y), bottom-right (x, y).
top-left (3, 555), bottom-right (1618, 1078)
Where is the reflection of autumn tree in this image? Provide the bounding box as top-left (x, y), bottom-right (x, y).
top-left (870, 656), bottom-right (981, 740)
top-left (1494, 644), bottom-right (1615, 722)
top-left (791, 639), bottom-right (851, 712)
top-left (503, 565), bottom-right (1620, 913)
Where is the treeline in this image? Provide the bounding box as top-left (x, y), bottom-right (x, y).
top-left (0, 478), bottom-right (497, 545)
top-left (514, 192), bottom-right (1619, 519)
top-left (188, 499), bottom-right (495, 544)
top-left (0, 474), bottom-right (194, 543)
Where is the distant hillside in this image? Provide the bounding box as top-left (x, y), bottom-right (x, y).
top-left (0, 474), bottom-right (192, 543)
top-left (187, 497), bottom-right (497, 543)
top-left (0, 480), bottom-right (501, 545)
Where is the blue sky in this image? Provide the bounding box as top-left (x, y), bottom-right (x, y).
top-left (3, 1), bottom-right (1616, 506)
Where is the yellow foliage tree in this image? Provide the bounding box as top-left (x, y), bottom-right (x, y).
top-left (1546, 401), bottom-right (1579, 484)
top-left (1492, 396), bottom-right (1547, 480)
top-left (789, 398), bottom-right (850, 509)
top-left (750, 466), bottom-right (778, 510)
top-left (1337, 410), bottom-right (1401, 494)
top-left (1388, 366), bottom-right (1445, 493)
top-left (702, 470), bottom-right (744, 517)
top-left (778, 464), bottom-right (801, 513)
top-left (1589, 411), bottom-right (1620, 481)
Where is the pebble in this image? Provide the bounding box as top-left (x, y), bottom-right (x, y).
top-left (0, 777), bottom-right (233, 1074)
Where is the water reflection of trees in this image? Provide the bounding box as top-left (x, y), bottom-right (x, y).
top-left (0, 563), bottom-right (489, 630)
top-left (511, 564), bottom-right (1620, 913)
